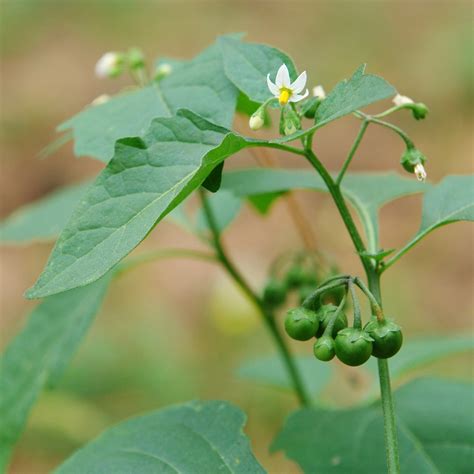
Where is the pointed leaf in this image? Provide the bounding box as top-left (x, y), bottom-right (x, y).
top-left (27, 111), bottom-right (255, 299)
top-left (314, 64), bottom-right (396, 126)
top-left (219, 36), bottom-right (297, 104)
top-left (416, 175), bottom-right (474, 240)
top-left (0, 274), bottom-right (112, 470)
top-left (60, 44), bottom-right (238, 162)
top-left (272, 378), bottom-right (473, 473)
top-left (0, 181), bottom-right (91, 244)
top-left (56, 401), bottom-right (265, 474)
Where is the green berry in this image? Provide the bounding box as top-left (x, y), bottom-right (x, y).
top-left (263, 278), bottom-right (287, 308)
top-left (315, 304), bottom-right (348, 338)
top-left (313, 336), bottom-right (335, 361)
top-left (411, 103), bottom-right (429, 120)
top-left (335, 328), bottom-right (373, 366)
top-left (285, 266), bottom-right (306, 289)
top-left (284, 307), bottom-right (319, 341)
top-left (364, 319), bottom-right (403, 359)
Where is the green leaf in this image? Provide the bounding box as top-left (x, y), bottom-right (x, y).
top-left (365, 334), bottom-right (474, 382)
top-left (247, 192), bottom-right (285, 214)
top-left (218, 36), bottom-right (297, 104)
top-left (196, 189), bottom-right (242, 235)
top-left (60, 43), bottom-right (238, 162)
top-left (56, 400), bottom-right (265, 474)
top-left (238, 355), bottom-right (332, 399)
top-left (414, 175), bottom-right (474, 244)
top-left (0, 274), bottom-right (112, 470)
top-left (315, 64), bottom-right (396, 126)
top-left (26, 111), bottom-right (255, 299)
top-left (272, 378), bottom-right (473, 473)
top-left (0, 181), bottom-right (91, 244)
top-left (221, 169), bottom-right (427, 250)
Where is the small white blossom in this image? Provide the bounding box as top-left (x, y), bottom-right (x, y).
top-left (393, 93), bottom-right (414, 107)
top-left (414, 163), bottom-right (427, 182)
top-left (91, 94), bottom-right (111, 106)
top-left (312, 85), bottom-right (326, 99)
top-left (267, 64), bottom-right (309, 105)
top-left (249, 114), bottom-right (264, 131)
top-left (95, 52), bottom-right (121, 78)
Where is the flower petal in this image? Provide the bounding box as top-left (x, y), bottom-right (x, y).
top-left (275, 64), bottom-right (291, 88)
top-left (289, 89), bottom-right (309, 103)
top-left (290, 71), bottom-right (307, 94)
top-left (267, 74), bottom-right (280, 97)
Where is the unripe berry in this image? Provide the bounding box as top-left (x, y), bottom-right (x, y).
top-left (364, 319), bottom-right (403, 359)
top-left (284, 307), bottom-right (319, 341)
top-left (335, 328), bottom-right (373, 366)
top-left (313, 336), bottom-right (335, 361)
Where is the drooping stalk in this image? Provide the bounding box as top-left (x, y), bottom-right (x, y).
top-left (198, 188), bottom-right (311, 406)
top-left (303, 146), bottom-right (400, 473)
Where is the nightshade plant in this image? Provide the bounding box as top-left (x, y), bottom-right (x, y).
top-left (1, 36), bottom-right (473, 473)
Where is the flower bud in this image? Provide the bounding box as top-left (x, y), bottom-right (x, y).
top-left (249, 112), bottom-right (264, 131)
top-left (312, 85), bottom-right (326, 100)
top-left (127, 47), bottom-right (145, 70)
top-left (280, 105), bottom-right (301, 136)
top-left (95, 52), bottom-right (124, 79)
top-left (154, 63), bottom-right (173, 81)
top-left (400, 146), bottom-right (428, 181)
top-left (411, 102), bottom-right (429, 120)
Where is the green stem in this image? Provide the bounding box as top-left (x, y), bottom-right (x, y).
top-left (353, 277), bottom-right (384, 322)
top-left (198, 188), bottom-right (311, 406)
top-left (302, 146), bottom-right (400, 473)
top-left (304, 149), bottom-right (372, 276)
top-left (336, 120), bottom-right (369, 185)
top-left (354, 112), bottom-right (414, 149)
top-left (367, 272), bottom-right (400, 474)
top-left (348, 279), bottom-right (362, 329)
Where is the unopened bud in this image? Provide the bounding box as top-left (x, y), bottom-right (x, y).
top-left (280, 105), bottom-right (301, 136)
top-left (414, 163), bottom-right (427, 182)
top-left (154, 63), bottom-right (173, 81)
top-left (312, 85), bottom-right (326, 100)
top-left (95, 52), bottom-right (124, 79)
top-left (411, 103), bottom-right (429, 120)
top-left (400, 146), bottom-right (427, 180)
top-left (249, 113), bottom-right (264, 131)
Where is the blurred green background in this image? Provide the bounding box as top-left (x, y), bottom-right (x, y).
top-left (1, 1), bottom-right (473, 472)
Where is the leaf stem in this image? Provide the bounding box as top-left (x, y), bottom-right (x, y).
top-left (198, 188), bottom-right (311, 406)
top-left (336, 120), bottom-right (369, 185)
top-left (354, 112), bottom-right (414, 148)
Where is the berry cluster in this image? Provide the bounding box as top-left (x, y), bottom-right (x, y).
top-left (283, 276), bottom-right (403, 367)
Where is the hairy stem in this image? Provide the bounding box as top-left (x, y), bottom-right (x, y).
top-left (198, 188), bottom-right (311, 406)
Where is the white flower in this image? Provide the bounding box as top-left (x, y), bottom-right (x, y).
top-left (393, 93), bottom-right (414, 107)
top-left (312, 85), bottom-right (326, 99)
top-left (414, 163), bottom-right (427, 182)
top-left (95, 52), bottom-right (121, 78)
top-left (91, 94), bottom-right (111, 106)
top-left (267, 64), bottom-right (309, 105)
